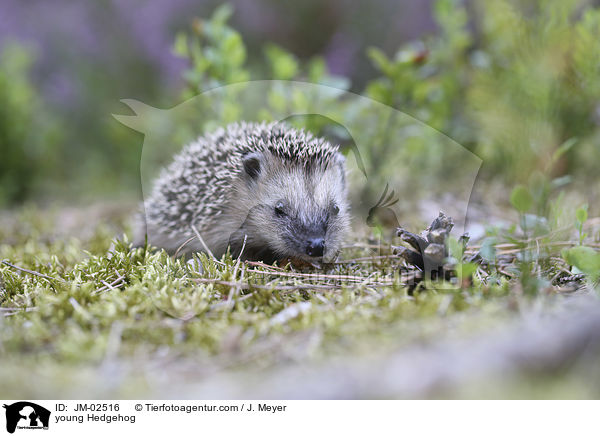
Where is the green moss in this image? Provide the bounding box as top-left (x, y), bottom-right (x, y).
top-left (0, 207), bottom-right (596, 398)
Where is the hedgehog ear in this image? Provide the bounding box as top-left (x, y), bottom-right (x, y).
top-left (242, 152), bottom-right (262, 180)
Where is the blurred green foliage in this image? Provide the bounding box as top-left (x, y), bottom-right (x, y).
top-left (468, 1), bottom-right (600, 180)
top-left (173, 5), bottom-right (249, 96)
top-left (1, 0), bottom-right (600, 207)
top-left (172, 4), bottom-right (350, 96)
top-left (366, 0), bottom-right (600, 183)
top-left (173, 1), bottom-right (600, 193)
top-left (0, 43), bottom-right (63, 206)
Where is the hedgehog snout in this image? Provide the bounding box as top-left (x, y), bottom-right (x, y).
top-left (305, 238), bottom-right (325, 257)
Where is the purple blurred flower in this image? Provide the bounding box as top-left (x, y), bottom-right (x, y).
top-left (324, 32), bottom-right (358, 76)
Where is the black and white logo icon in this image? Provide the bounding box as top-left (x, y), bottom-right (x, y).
top-left (3, 402), bottom-right (50, 434)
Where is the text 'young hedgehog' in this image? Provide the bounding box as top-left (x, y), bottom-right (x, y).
top-left (137, 121), bottom-right (350, 264)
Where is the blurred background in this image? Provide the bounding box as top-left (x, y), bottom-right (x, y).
top-left (0, 0), bottom-right (599, 213)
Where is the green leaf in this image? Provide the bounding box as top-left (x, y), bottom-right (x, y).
top-left (366, 47), bottom-right (393, 76)
top-left (479, 237), bottom-right (497, 263)
top-left (264, 44), bottom-right (299, 80)
top-left (550, 175), bottom-right (572, 190)
top-left (308, 57), bottom-right (326, 82)
top-left (172, 33), bottom-right (188, 58)
top-left (446, 236), bottom-right (463, 260)
top-left (510, 185), bottom-right (533, 213)
top-left (576, 205), bottom-right (588, 224)
top-left (211, 4), bottom-right (234, 25)
top-left (562, 246), bottom-right (600, 280)
top-left (222, 32), bottom-right (246, 67)
top-left (456, 262), bottom-right (477, 281)
top-left (550, 137), bottom-right (578, 166)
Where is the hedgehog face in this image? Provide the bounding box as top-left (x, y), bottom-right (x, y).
top-left (230, 150), bottom-right (349, 263)
top-left (269, 197), bottom-right (333, 261)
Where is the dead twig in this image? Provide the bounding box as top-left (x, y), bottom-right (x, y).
top-left (196, 277), bottom-right (344, 292)
top-left (94, 272), bottom-right (125, 295)
top-left (245, 268), bottom-right (387, 284)
top-left (1, 306), bottom-right (38, 317)
top-left (228, 235), bottom-right (247, 304)
top-left (244, 261), bottom-right (287, 271)
top-left (1, 260), bottom-right (64, 283)
top-left (333, 255), bottom-right (398, 264)
top-left (174, 235), bottom-right (197, 258)
top-left (191, 224), bottom-right (216, 261)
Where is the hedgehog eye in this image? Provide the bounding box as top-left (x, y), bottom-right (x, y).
top-left (274, 201), bottom-right (287, 217)
top-left (331, 204), bottom-right (340, 216)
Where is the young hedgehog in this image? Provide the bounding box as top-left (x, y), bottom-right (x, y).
top-left (137, 121), bottom-right (350, 264)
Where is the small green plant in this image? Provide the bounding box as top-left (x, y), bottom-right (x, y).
top-left (562, 245), bottom-right (600, 291)
top-left (575, 205), bottom-right (589, 245)
top-left (509, 185), bottom-right (533, 214)
top-left (446, 236), bottom-right (477, 286)
top-left (173, 4), bottom-right (249, 96)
